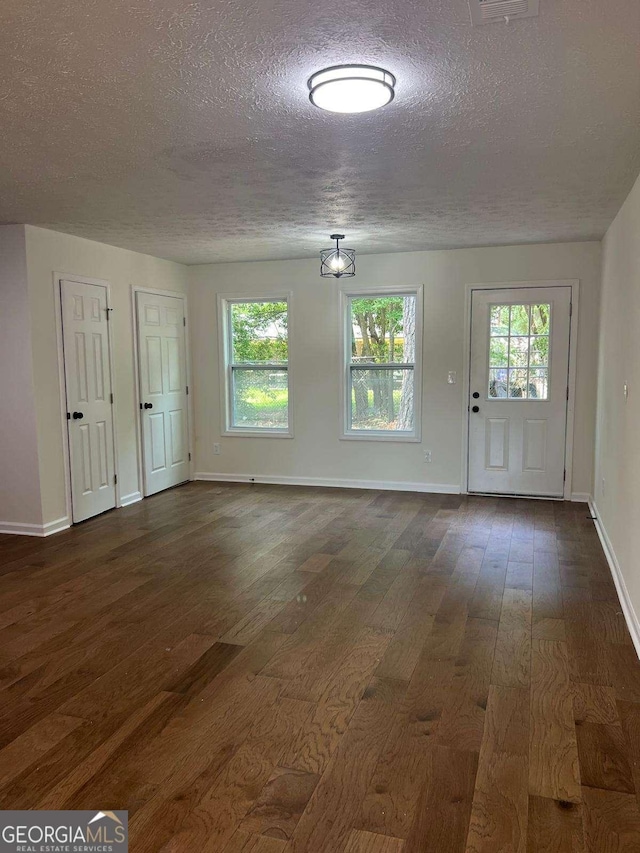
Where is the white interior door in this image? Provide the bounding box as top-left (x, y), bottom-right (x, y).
top-left (136, 291), bottom-right (190, 496)
top-left (468, 286), bottom-right (572, 497)
top-left (61, 279), bottom-right (116, 523)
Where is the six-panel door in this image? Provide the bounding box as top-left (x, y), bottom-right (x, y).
top-left (468, 286), bottom-right (572, 497)
top-left (136, 292), bottom-right (190, 496)
top-left (61, 280), bottom-right (117, 522)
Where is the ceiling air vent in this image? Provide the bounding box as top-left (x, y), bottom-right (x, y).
top-left (468, 0), bottom-right (539, 25)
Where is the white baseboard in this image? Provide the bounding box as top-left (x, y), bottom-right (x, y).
top-left (571, 492), bottom-right (591, 503)
top-left (589, 498), bottom-right (640, 660)
top-left (119, 491), bottom-right (143, 507)
top-left (0, 516), bottom-right (70, 537)
top-left (43, 516), bottom-right (71, 536)
top-left (194, 472), bottom-right (461, 495)
top-left (0, 521), bottom-right (46, 537)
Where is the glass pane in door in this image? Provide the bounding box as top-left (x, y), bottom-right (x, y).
top-left (488, 303), bottom-right (551, 400)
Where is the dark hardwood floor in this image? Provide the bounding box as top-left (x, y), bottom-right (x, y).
top-left (1, 482), bottom-right (640, 852)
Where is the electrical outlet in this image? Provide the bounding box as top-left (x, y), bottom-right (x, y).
top-left (424, 450), bottom-right (432, 463)
top-left (213, 443), bottom-right (221, 455)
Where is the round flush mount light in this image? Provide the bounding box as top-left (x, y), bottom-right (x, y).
top-left (308, 64), bottom-right (396, 114)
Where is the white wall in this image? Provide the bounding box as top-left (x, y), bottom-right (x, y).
top-left (189, 241), bottom-right (601, 495)
top-left (24, 226), bottom-right (189, 526)
top-left (0, 228), bottom-right (603, 534)
top-left (594, 172), bottom-right (640, 641)
top-left (0, 226), bottom-right (44, 531)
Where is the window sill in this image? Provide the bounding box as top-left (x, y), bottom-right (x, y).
top-left (340, 432), bottom-right (420, 443)
top-left (222, 429), bottom-right (294, 439)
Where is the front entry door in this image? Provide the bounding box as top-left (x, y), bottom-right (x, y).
top-left (61, 279), bottom-right (116, 522)
top-left (136, 291), bottom-right (190, 496)
top-left (468, 286), bottom-right (572, 497)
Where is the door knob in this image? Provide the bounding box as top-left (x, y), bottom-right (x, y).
top-left (472, 392), bottom-right (480, 399)
top-left (143, 402), bottom-right (153, 409)
top-left (472, 405), bottom-right (480, 413)
top-left (72, 411), bottom-right (84, 419)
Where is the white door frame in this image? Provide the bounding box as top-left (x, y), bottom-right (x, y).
top-left (131, 285), bottom-right (194, 497)
top-left (54, 272), bottom-right (120, 522)
top-left (461, 279), bottom-right (580, 501)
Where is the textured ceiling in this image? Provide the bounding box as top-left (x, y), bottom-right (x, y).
top-left (1, 0), bottom-right (639, 264)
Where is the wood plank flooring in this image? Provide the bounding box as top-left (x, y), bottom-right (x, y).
top-left (1, 482), bottom-right (640, 851)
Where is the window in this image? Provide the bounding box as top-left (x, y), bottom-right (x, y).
top-left (343, 288), bottom-right (422, 440)
top-left (488, 303), bottom-right (550, 400)
top-left (221, 297), bottom-right (291, 435)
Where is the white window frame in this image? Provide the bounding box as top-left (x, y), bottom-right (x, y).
top-left (340, 284), bottom-right (423, 442)
top-left (218, 294), bottom-right (293, 438)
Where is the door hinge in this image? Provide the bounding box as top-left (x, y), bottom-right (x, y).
top-left (566, 386), bottom-right (569, 401)
top-left (563, 469), bottom-right (566, 482)
top-left (186, 385), bottom-right (189, 395)
top-left (110, 392), bottom-right (114, 404)
top-left (183, 317), bottom-right (186, 327)
top-left (188, 452), bottom-right (192, 461)
top-left (66, 412), bottom-right (71, 420)
top-left (569, 302), bottom-right (573, 317)
top-left (114, 474), bottom-right (118, 485)
top-left (106, 307), bottom-right (113, 320)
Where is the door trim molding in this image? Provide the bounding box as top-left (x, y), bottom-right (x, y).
top-left (461, 279), bottom-right (580, 500)
top-left (53, 272), bottom-right (120, 524)
top-left (131, 285), bottom-right (193, 498)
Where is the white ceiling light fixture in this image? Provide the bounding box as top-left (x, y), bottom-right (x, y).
top-left (308, 65), bottom-right (396, 114)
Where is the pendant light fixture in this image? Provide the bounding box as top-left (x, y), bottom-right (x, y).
top-left (320, 234), bottom-right (356, 278)
top-left (308, 65), bottom-right (396, 114)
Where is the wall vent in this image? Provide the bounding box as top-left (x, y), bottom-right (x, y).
top-left (468, 0), bottom-right (539, 26)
